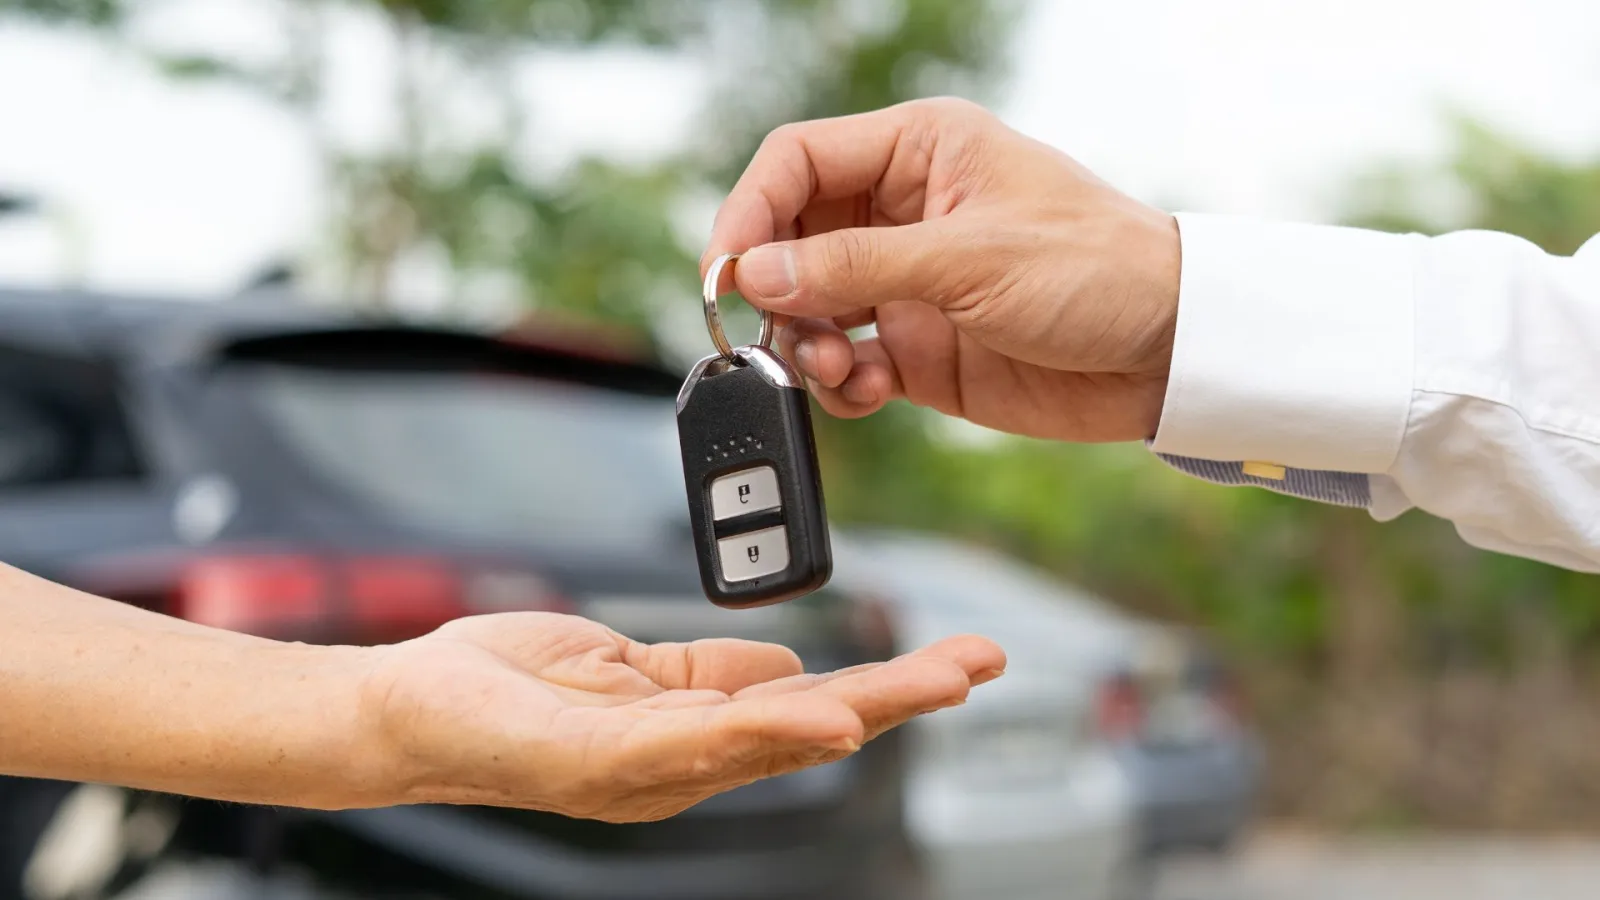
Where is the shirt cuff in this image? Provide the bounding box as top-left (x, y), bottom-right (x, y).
top-left (1149, 212), bottom-right (1419, 474)
top-left (1151, 451), bottom-right (1373, 508)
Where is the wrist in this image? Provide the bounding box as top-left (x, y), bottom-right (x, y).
top-left (323, 642), bottom-right (428, 810)
top-left (1136, 208), bottom-right (1181, 366)
top-left (1122, 204), bottom-right (1180, 437)
top-left (211, 640), bottom-right (407, 811)
top-left (347, 639), bottom-right (474, 810)
top-left (233, 641), bottom-right (404, 811)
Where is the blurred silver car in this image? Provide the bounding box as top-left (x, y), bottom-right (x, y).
top-left (1103, 625), bottom-right (1262, 861)
top-left (834, 532), bottom-right (1141, 900)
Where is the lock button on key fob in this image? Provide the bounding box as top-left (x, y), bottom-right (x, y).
top-left (678, 254), bottom-right (831, 608)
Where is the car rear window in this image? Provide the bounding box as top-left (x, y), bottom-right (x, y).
top-left (0, 344), bottom-right (145, 491)
top-left (233, 363), bottom-right (690, 548)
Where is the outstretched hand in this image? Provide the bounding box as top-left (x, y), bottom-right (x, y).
top-left (363, 612), bottom-right (1004, 822)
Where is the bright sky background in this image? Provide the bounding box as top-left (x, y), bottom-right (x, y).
top-left (0, 0), bottom-right (1597, 298)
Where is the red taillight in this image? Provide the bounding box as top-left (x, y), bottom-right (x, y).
top-left (180, 554), bottom-right (468, 639)
top-left (1095, 675), bottom-right (1145, 741)
top-left (84, 550), bottom-right (567, 643)
top-left (343, 556), bottom-right (466, 635)
top-left (181, 555), bottom-right (329, 632)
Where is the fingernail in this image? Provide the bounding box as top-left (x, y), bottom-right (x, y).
top-left (795, 339), bottom-right (819, 377)
top-left (979, 668), bottom-right (1007, 682)
top-left (831, 737), bottom-right (861, 753)
top-left (842, 377), bottom-right (877, 406)
top-left (740, 245), bottom-right (796, 301)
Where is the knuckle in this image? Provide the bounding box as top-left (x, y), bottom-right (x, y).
top-left (819, 392), bottom-right (868, 419)
top-left (895, 100), bottom-right (1002, 211)
top-left (908, 96), bottom-right (992, 136)
top-left (822, 230), bottom-right (877, 286)
top-left (906, 95), bottom-right (992, 126)
top-left (761, 121), bottom-right (806, 152)
top-left (933, 95), bottom-right (988, 118)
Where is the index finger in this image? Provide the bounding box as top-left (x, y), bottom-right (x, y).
top-left (701, 105), bottom-right (914, 272)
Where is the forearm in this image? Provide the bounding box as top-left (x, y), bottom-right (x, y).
top-left (0, 564), bottom-right (390, 809)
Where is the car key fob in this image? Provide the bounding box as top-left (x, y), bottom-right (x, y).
top-left (678, 255), bottom-right (832, 608)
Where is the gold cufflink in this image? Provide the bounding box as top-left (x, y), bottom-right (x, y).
top-left (1242, 461), bottom-right (1287, 481)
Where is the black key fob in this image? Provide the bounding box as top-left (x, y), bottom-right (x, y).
top-left (680, 253), bottom-right (833, 608)
top-left (677, 344), bottom-right (832, 608)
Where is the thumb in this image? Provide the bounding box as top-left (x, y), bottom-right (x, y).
top-left (732, 223), bottom-right (948, 319)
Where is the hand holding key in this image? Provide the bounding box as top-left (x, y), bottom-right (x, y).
top-left (702, 97), bottom-right (1182, 444)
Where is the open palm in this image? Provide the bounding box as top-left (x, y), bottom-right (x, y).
top-left (362, 612), bottom-right (1003, 822)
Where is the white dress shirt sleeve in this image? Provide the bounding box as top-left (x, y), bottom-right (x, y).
top-left (1150, 212), bottom-right (1600, 573)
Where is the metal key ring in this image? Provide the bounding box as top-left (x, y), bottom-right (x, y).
top-left (703, 253), bottom-right (775, 363)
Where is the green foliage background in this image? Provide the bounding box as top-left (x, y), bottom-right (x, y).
top-left (7, 0), bottom-right (1600, 830)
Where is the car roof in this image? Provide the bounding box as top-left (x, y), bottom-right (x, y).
top-left (0, 285), bottom-right (679, 390)
top-left (0, 285), bottom-right (368, 353)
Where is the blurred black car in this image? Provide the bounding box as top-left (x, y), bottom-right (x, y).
top-left (0, 288), bottom-right (915, 900)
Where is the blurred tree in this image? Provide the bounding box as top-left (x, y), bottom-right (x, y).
top-left (0, 0), bottom-right (121, 25)
top-left (1344, 115), bottom-right (1600, 257)
top-left (0, 0), bottom-right (1016, 325)
top-left (0, 192), bottom-right (39, 218)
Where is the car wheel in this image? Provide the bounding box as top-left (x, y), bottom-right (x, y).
top-left (0, 782), bottom-right (182, 900)
top-left (0, 778), bottom-right (79, 900)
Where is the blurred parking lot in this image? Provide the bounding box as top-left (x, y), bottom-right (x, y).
top-left (5, 0), bottom-right (1600, 898)
top-left (93, 834), bottom-right (1600, 900)
top-left (1155, 834), bottom-right (1600, 900)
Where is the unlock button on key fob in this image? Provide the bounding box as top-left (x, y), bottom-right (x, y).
top-left (717, 526), bottom-right (790, 582)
